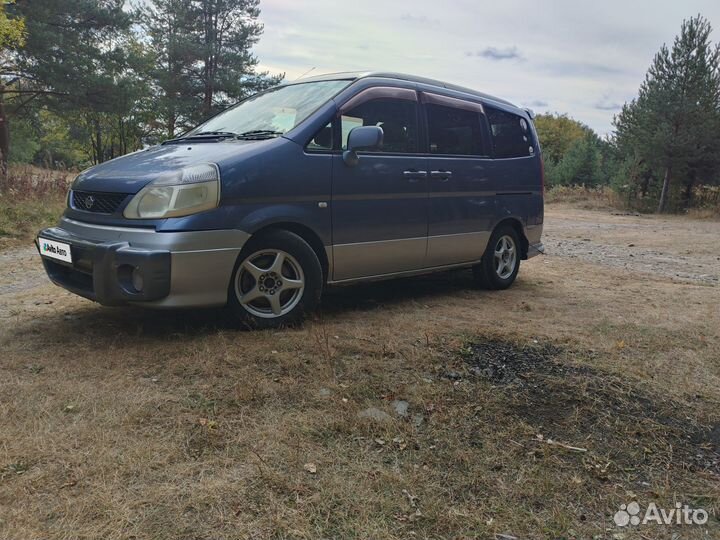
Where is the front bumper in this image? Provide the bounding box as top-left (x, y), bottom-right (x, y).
top-left (37, 217), bottom-right (249, 308)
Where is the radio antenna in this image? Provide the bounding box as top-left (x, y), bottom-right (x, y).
top-left (295, 67), bottom-right (316, 80)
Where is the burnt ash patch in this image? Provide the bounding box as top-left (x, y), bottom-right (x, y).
top-left (461, 338), bottom-right (720, 477)
top-left (462, 340), bottom-right (567, 384)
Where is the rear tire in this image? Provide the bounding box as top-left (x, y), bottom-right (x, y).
top-left (473, 225), bottom-right (521, 290)
top-left (227, 230), bottom-right (323, 329)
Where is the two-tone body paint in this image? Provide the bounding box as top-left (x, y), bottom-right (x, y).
top-left (47, 72), bottom-right (543, 308)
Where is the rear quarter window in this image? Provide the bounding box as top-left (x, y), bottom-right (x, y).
top-left (486, 107), bottom-right (534, 159)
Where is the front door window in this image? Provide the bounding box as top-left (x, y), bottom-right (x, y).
top-left (340, 98), bottom-right (419, 153)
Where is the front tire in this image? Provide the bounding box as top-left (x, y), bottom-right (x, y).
top-left (473, 225), bottom-right (521, 290)
top-left (228, 230), bottom-right (323, 329)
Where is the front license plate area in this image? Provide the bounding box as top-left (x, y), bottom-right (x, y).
top-left (38, 238), bottom-right (73, 263)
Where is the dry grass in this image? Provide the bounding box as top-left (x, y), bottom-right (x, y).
top-left (1, 208), bottom-right (719, 539)
top-left (687, 207), bottom-right (720, 220)
top-left (546, 183), bottom-right (720, 219)
top-left (0, 165), bottom-right (72, 249)
top-left (545, 185), bottom-right (623, 211)
top-left (692, 185), bottom-right (720, 215)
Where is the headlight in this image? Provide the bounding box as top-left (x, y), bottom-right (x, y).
top-left (123, 163), bottom-right (221, 219)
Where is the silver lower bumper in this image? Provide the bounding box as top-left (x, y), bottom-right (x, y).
top-left (41, 218), bottom-right (250, 308)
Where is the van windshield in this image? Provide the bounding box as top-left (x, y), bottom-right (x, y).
top-left (187, 80), bottom-right (351, 139)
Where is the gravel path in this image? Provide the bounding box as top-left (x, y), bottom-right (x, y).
top-left (0, 245), bottom-right (47, 295)
top-left (543, 235), bottom-right (719, 285)
top-left (543, 209), bottom-right (719, 286)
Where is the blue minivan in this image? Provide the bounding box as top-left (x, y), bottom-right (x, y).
top-left (37, 72), bottom-right (544, 328)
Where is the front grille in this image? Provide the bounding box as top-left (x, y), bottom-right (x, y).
top-left (71, 190), bottom-right (130, 214)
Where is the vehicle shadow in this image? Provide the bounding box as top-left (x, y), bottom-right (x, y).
top-left (22, 269), bottom-right (485, 338)
top-left (320, 269), bottom-right (478, 315)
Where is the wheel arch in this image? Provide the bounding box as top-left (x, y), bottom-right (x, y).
top-left (250, 222), bottom-right (329, 283)
top-left (492, 217), bottom-right (529, 259)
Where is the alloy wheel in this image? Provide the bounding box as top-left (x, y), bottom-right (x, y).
top-left (234, 249), bottom-right (305, 318)
top-left (494, 235), bottom-right (517, 279)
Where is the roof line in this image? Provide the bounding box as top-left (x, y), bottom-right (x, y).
top-left (290, 71), bottom-right (515, 108)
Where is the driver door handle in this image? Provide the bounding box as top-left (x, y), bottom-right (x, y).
top-left (403, 170), bottom-right (428, 182)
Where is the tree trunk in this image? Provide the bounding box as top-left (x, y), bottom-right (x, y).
top-left (167, 113), bottom-right (175, 139)
top-left (683, 182), bottom-right (693, 207)
top-left (657, 166), bottom-right (672, 213)
top-left (202, 72), bottom-right (213, 116)
top-left (201, 2), bottom-right (214, 117)
top-left (92, 117), bottom-right (103, 164)
top-left (0, 85), bottom-right (10, 179)
top-left (118, 116), bottom-right (127, 156)
top-left (682, 170), bottom-right (696, 208)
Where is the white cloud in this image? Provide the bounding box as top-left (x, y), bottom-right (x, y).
top-left (254, 0), bottom-right (720, 135)
top-left (466, 47), bottom-right (524, 61)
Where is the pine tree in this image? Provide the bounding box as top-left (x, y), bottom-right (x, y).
top-left (194, 0), bottom-right (283, 120)
top-left (141, 0), bottom-right (283, 135)
top-left (140, 0), bottom-right (199, 138)
top-left (613, 15), bottom-right (720, 212)
top-left (552, 135), bottom-right (603, 187)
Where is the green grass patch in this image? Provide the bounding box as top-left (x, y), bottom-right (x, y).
top-left (0, 196), bottom-right (67, 248)
top-left (0, 165), bottom-right (71, 248)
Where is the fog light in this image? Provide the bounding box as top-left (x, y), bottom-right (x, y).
top-left (131, 267), bottom-right (144, 292)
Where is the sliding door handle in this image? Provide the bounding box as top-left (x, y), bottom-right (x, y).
top-left (430, 170), bottom-right (453, 181)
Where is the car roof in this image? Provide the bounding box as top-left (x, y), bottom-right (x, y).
top-left (287, 71), bottom-right (516, 108)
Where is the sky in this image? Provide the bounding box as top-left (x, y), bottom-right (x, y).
top-left (253, 0), bottom-right (720, 136)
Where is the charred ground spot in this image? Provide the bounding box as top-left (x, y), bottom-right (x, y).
top-left (460, 339), bottom-right (720, 479)
top-left (460, 339), bottom-right (571, 384)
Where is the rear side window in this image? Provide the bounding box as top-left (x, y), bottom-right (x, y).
top-left (486, 107), bottom-right (533, 158)
top-left (427, 104), bottom-right (484, 156)
top-left (341, 98), bottom-right (418, 153)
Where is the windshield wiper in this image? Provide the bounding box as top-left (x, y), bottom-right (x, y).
top-left (163, 131), bottom-right (239, 144)
top-left (191, 131), bottom-right (239, 137)
top-left (163, 129), bottom-right (283, 144)
top-left (235, 130), bottom-right (283, 140)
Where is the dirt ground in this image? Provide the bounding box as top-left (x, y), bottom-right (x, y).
top-left (1, 205), bottom-right (719, 539)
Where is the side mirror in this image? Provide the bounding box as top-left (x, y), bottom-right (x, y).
top-left (343, 126), bottom-right (383, 166)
